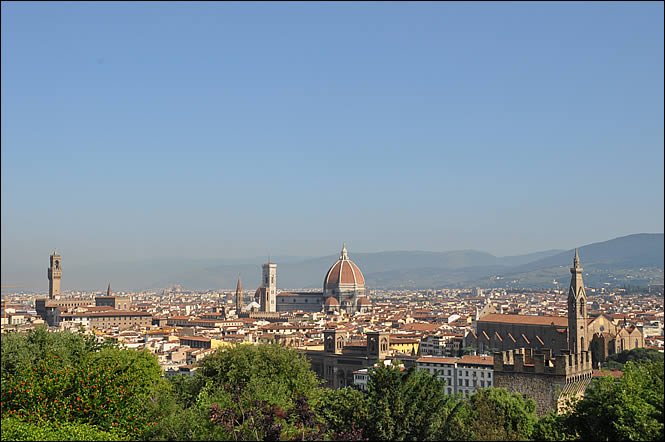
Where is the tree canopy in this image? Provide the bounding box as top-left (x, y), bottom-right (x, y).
top-left (2, 328), bottom-right (663, 441)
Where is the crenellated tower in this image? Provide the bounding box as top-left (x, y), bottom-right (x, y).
top-left (568, 249), bottom-right (588, 353)
top-left (48, 250), bottom-right (62, 299)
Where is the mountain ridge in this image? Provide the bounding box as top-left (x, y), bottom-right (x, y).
top-left (1, 234), bottom-right (661, 291)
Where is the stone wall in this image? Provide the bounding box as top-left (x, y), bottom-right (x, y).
top-left (494, 371), bottom-right (564, 417)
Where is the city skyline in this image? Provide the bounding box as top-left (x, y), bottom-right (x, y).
top-left (2, 3), bottom-right (663, 275)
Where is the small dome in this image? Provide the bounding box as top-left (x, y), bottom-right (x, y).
top-left (357, 297), bottom-right (371, 305)
top-left (325, 296), bottom-right (340, 306)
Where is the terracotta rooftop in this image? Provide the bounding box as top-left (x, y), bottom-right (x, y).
top-left (325, 257), bottom-right (365, 287)
top-left (73, 310), bottom-right (151, 317)
top-left (457, 355), bottom-right (494, 366)
top-left (180, 336), bottom-right (211, 342)
top-left (478, 313), bottom-right (568, 327)
top-left (416, 357), bottom-right (458, 364)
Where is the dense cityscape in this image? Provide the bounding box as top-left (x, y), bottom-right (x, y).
top-left (2, 2), bottom-right (663, 441)
top-left (2, 246), bottom-right (663, 419)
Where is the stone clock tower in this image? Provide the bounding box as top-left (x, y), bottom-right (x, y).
top-left (48, 250), bottom-right (62, 299)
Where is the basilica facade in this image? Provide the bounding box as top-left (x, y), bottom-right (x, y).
top-left (466, 250), bottom-right (644, 366)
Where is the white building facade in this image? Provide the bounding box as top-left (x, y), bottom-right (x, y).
top-left (416, 355), bottom-right (494, 397)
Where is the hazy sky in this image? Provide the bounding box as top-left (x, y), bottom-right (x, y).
top-left (2, 2), bottom-right (663, 275)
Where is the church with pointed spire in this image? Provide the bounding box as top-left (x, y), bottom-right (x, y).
top-left (466, 250), bottom-right (644, 366)
top-left (235, 276), bottom-right (243, 314)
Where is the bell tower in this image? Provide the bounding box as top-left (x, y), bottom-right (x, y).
top-left (48, 250), bottom-right (62, 300)
top-left (262, 261), bottom-right (277, 312)
top-left (367, 330), bottom-right (390, 360)
top-left (568, 249), bottom-right (588, 353)
top-left (235, 276), bottom-right (243, 314)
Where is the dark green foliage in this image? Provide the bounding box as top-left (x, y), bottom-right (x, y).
top-left (0, 417), bottom-right (127, 441)
top-left (363, 361), bottom-right (459, 441)
top-left (0, 326), bottom-right (111, 375)
top-left (532, 411), bottom-right (574, 441)
top-left (314, 387), bottom-right (368, 438)
top-left (566, 361), bottom-right (664, 441)
top-left (603, 347), bottom-right (664, 370)
top-left (209, 385), bottom-right (326, 441)
top-left (192, 342), bottom-right (321, 410)
top-left (143, 343), bottom-right (323, 441)
top-left (453, 387), bottom-right (538, 441)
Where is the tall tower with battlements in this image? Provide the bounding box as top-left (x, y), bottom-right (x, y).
top-left (568, 249), bottom-right (588, 353)
top-left (261, 262), bottom-right (277, 312)
top-left (48, 250), bottom-right (62, 299)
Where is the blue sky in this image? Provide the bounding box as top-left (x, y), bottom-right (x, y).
top-left (1, 2), bottom-right (663, 274)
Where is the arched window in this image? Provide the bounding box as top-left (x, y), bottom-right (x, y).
top-left (579, 298), bottom-right (585, 316)
top-left (581, 337), bottom-right (584, 352)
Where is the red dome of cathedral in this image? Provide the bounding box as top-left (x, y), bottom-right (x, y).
top-left (324, 244), bottom-right (365, 290)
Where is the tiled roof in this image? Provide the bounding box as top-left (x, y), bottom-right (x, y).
top-left (457, 355), bottom-right (494, 366)
top-left (325, 259), bottom-right (365, 287)
top-left (180, 336), bottom-right (211, 342)
top-left (74, 310), bottom-right (151, 317)
top-left (479, 313), bottom-right (568, 327)
top-left (416, 357), bottom-right (458, 364)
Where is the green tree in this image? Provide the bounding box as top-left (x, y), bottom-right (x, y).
top-left (314, 387), bottom-right (368, 439)
top-left (363, 361), bottom-right (459, 441)
top-left (145, 343), bottom-right (324, 441)
top-left (0, 326), bottom-right (108, 375)
top-left (567, 361), bottom-right (664, 441)
top-left (1, 329), bottom-right (161, 440)
top-left (532, 411), bottom-right (574, 441)
top-left (454, 387), bottom-right (538, 441)
top-left (191, 342), bottom-right (322, 410)
top-left (603, 348), bottom-right (664, 370)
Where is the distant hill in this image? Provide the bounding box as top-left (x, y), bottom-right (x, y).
top-left (515, 233), bottom-right (664, 270)
top-left (466, 233), bottom-right (664, 289)
top-left (147, 249), bottom-right (566, 291)
top-left (3, 234), bottom-right (661, 292)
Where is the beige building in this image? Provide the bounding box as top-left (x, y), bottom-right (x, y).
top-left (302, 329), bottom-right (390, 388)
top-left (60, 309), bottom-right (152, 330)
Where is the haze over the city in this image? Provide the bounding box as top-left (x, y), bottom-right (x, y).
top-left (2, 2), bottom-right (663, 286)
